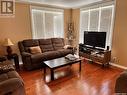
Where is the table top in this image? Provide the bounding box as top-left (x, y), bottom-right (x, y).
top-left (44, 57), bottom-right (82, 69)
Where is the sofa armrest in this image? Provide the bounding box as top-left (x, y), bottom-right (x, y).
top-left (21, 52), bottom-right (33, 70)
top-left (0, 78), bottom-right (25, 95)
top-left (21, 52), bottom-right (32, 57)
top-left (115, 71), bottom-right (127, 93)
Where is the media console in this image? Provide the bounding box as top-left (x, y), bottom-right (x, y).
top-left (79, 44), bottom-right (111, 66)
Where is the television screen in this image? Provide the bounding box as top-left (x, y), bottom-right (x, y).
top-left (84, 31), bottom-right (106, 48)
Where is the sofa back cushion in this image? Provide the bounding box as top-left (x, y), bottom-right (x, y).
top-left (19, 38), bottom-right (65, 53)
top-left (22, 39), bottom-right (39, 52)
top-left (51, 38), bottom-right (65, 50)
top-left (39, 39), bottom-right (54, 52)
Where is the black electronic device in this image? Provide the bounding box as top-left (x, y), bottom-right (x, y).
top-left (79, 43), bottom-right (91, 53)
top-left (84, 31), bottom-right (106, 48)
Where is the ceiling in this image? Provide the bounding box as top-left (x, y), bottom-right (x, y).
top-left (17, 0), bottom-right (103, 8)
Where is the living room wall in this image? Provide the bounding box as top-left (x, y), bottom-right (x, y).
top-left (0, 2), bottom-right (72, 55)
top-left (111, 0), bottom-right (127, 67)
top-left (64, 9), bottom-right (72, 44)
top-left (0, 3), bottom-right (32, 55)
top-left (72, 9), bottom-right (80, 48)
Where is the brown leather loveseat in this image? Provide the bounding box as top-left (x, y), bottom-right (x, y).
top-left (18, 38), bottom-right (73, 70)
top-left (115, 70), bottom-right (127, 94)
top-left (0, 61), bottom-right (25, 95)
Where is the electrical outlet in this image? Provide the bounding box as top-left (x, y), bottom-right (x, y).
top-left (113, 57), bottom-right (117, 62)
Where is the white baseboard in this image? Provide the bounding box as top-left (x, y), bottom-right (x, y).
top-left (110, 63), bottom-right (127, 70)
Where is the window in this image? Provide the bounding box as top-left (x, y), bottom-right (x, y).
top-left (89, 8), bottom-right (99, 31)
top-left (31, 6), bottom-right (64, 39)
top-left (100, 6), bottom-right (114, 47)
top-left (80, 2), bottom-right (114, 49)
top-left (80, 11), bottom-right (89, 43)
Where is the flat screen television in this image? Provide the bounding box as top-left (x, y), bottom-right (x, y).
top-left (84, 31), bottom-right (106, 48)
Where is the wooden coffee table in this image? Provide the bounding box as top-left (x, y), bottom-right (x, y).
top-left (43, 57), bottom-right (82, 81)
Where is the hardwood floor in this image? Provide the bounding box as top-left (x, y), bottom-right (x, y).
top-left (18, 60), bottom-right (123, 95)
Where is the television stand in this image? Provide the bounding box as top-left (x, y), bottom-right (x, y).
top-left (79, 45), bottom-right (111, 66)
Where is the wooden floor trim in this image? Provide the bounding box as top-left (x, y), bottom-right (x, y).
top-left (110, 62), bottom-right (127, 69)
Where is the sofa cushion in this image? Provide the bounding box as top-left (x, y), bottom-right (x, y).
top-left (0, 71), bottom-right (21, 82)
top-left (51, 38), bottom-right (65, 50)
top-left (42, 51), bottom-right (61, 60)
top-left (31, 51), bottom-right (61, 63)
top-left (29, 46), bottom-right (42, 54)
top-left (57, 49), bottom-right (73, 57)
top-left (23, 39), bottom-right (39, 52)
top-left (31, 53), bottom-right (45, 64)
top-left (39, 39), bottom-right (54, 52)
top-left (23, 39), bottom-right (39, 47)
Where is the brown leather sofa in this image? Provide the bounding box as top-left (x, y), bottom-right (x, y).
top-left (115, 71), bottom-right (127, 94)
top-left (18, 38), bottom-right (73, 70)
top-left (0, 61), bottom-right (25, 95)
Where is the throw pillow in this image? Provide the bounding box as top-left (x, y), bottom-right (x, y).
top-left (64, 45), bottom-right (73, 49)
top-left (0, 64), bottom-right (15, 74)
top-left (29, 46), bottom-right (42, 54)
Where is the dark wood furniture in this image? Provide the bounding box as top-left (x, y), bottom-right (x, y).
top-left (44, 57), bottom-right (82, 81)
top-left (79, 45), bottom-right (111, 66)
top-left (7, 53), bottom-right (20, 70)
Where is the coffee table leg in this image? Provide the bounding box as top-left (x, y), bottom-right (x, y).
top-left (79, 61), bottom-right (81, 72)
top-left (44, 66), bottom-right (46, 81)
top-left (51, 69), bottom-right (54, 81)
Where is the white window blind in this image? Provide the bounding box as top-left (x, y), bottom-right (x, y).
top-left (80, 11), bottom-right (89, 43)
top-left (32, 10), bottom-right (45, 38)
top-left (54, 15), bottom-right (64, 37)
top-left (89, 8), bottom-right (99, 31)
top-left (100, 6), bottom-right (113, 47)
top-left (31, 7), bottom-right (64, 39)
top-left (80, 3), bottom-right (114, 49)
top-left (45, 13), bottom-right (54, 38)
